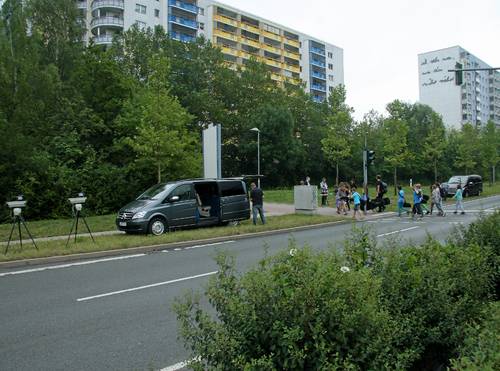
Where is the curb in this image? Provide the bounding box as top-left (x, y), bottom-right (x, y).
top-left (0, 213), bottom-right (398, 270)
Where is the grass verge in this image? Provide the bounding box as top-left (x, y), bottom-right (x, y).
top-left (0, 214), bottom-right (346, 263)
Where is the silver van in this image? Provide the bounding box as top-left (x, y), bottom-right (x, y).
top-left (116, 179), bottom-right (250, 235)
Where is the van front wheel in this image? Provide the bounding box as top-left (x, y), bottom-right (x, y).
top-left (149, 217), bottom-right (167, 236)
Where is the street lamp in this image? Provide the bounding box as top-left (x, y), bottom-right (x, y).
top-left (250, 127), bottom-right (260, 188)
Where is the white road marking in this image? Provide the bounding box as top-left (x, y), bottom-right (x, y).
top-left (76, 271), bottom-right (218, 302)
top-left (184, 240), bottom-right (235, 250)
top-left (376, 226), bottom-right (420, 238)
top-left (0, 254), bottom-right (146, 277)
top-left (160, 360), bottom-right (189, 371)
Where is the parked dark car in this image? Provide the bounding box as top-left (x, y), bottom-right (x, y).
top-left (441, 175), bottom-right (482, 198)
top-left (116, 178), bottom-right (250, 235)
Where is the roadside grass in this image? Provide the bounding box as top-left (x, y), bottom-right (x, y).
top-left (0, 214), bottom-right (117, 242)
top-left (0, 214), bottom-right (346, 262)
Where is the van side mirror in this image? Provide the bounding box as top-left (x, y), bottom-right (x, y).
top-left (169, 195), bottom-right (180, 203)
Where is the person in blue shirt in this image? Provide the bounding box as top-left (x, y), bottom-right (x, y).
top-left (397, 185), bottom-right (411, 217)
top-left (412, 184), bottom-right (424, 219)
top-left (351, 186), bottom-right (362, 220)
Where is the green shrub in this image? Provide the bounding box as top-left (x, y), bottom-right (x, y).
top-left (377, 240), bottom-right (494, 369)
top-left (174, 248), bottom-right (409, 370)
top-left (449, 302), bottom-right (500, 371)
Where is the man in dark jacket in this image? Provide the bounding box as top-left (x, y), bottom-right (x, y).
top-left (250, 182), bottom-right (266, 225)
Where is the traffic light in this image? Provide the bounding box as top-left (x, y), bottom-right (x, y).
top-left (367, 150), bottom-right (375, 165)
top-left (455, 62), bottom-right (463, 86)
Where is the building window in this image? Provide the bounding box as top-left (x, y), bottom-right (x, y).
top-left (328, 75), bottom-right (334, 81)
top-left (135, 3), bottom-right (146, 14)
top-left (262, 23), bottom-right (280, 35)
top-left (329, 86), bottom-right (334, 92)
top-left (199, 22), bottom-right (205, 30)
top-left (199, 7), bottom-right (204, 15)
top-left (154, 9), bottom-right (159, 17)
top-left (328, 52), bottom-right (333, 58)
top-left (135, 20), bottom-right (146, 29)
top-left (328, 63), bottom-right (333, 70)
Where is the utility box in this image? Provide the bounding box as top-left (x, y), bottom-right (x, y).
top-left (294, 185), bottom-right (318, 214)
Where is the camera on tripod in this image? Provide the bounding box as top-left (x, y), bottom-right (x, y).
top-left (66, 192), bottom-right (95, 246)
top-left (4, 195), bottom-right (38, 254)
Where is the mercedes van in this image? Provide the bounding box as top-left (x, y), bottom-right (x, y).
top-left (441, 175), bottom-right (483, 197)
top-left (116, 179), bottom-right (250, 235)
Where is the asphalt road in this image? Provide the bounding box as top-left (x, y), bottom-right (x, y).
top-left (0, 195), bottom-right (498, 371)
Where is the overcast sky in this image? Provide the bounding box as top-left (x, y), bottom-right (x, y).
top-left (218, 0), bottom-right (500, 120)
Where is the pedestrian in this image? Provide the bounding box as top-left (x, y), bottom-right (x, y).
top-left (429, 184), bottom-right (435, 215)
top-left (375, 175), bottom-right (386, 212)
top-left (431, 184), bottom-right (445, 216)
top-left (344, 184), bottom-right (351, 211)
top-left (361, 187), bottom-right (369, 215)
top-left (250, 182), bottom-right (266, 225)
top-left (299, 180), bottom-right (305, 185)
top-left (397, 185), bottom-right (410, 217)
top-left (305, 176), bottom-right (311, 186)
top-left (337, 184), bottom-right (347, 215)
top-left (351, 186), bottom-right (362, 220)
top-left (453, 184), bottom-right (465, 215)
top-left (349, 178), bottom-right (357, 190)
top-left (320, 177), bottom-right (328, 207)
top-left (412, 184), bottom-right (424, 219)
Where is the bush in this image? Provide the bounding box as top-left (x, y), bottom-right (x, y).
top-left (449, 302), bottom-right (500, 370)
top-left (174, 248), bottom-right (409, 370)
top-left (174, 221), bottom-right (497, 370)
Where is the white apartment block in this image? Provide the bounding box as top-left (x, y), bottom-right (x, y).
top-left (418, 46), bottom-right (500, 128)
top-left (76, 0), bottom-right (344, 102)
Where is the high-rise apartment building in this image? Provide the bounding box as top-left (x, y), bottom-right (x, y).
top-left (418, 46), bottom-right (500, 128)
top-left (76, 0), bottom-right (344, 102)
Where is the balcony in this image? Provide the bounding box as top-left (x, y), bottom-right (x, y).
top-left (220, 46), bottom-right (239, 57)
top-left (262, 43), bottom-right (281, 55)
top-left (240, 36), bottom-right (261, 49)
top-left (240, 22), bottom-right (260, 35)
top-left (170, 31), bottom-right (196, 43)
top-left (311, 83), bottom-right (326, 92)
top-left (283, 50), bottom-right (299, 60)
top-left (91, 0), bottom-right (124, 11)
top-left (265, 58), bottom-right (281, 68)
top-left (284, 37), bottom-right (300, 48)
top-left (169, 15), bottom-right (197, 30)
top-left (93, 34), bottom-right (114, 45)
top-left (214, 14), bottom-right (238, 27)
top-left (214, 28), bottom-right (238, 41)
top-left (168, 0), bottom-right (198, 14)
top-left (262, 30), bottom-right (281, 42)
top-left (91, 16), bottom-right (124, 28)
top-left (310, 46), bottom-right (325, 56)
top-left (284, 64), bottom-right (300, 73)
top-left (77, 1), bottom-right (87, 10)
top-left (312, 71), bottom-right (326, 80)
top-left (312, 95), bottom-right (325, 103)
top-left (271, 73), bottom-right (283, 82)
top-left (310, 59), bottom-right (326, 68)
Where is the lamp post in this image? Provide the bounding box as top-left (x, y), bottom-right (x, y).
top-left (250, 127), bottom-right (260, 188)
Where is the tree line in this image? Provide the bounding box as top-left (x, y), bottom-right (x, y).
top-left (0, 0), bottom-right (499, 221)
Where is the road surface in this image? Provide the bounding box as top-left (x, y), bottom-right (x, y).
top-left (0, 195), bottom-right (498, 371)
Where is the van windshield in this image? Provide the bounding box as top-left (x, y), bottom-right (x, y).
top-left (137, 184), bottom-right (174, 200)
top-left (448, 176), bottom-right (464, 184)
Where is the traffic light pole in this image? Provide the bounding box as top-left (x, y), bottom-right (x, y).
top-left (363, 134), bottom-right (368, 213)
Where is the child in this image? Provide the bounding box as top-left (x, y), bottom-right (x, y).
top-left (397, 185), bottom-right (410, 217)
top-left (454, 184), bottom-right (465, 214)
top-left (431, 184), bottom-right (445, 216)
top-left (351, 186), bottom-right (362, 220)
top-left (320, 178), bottom-right (328, 207)
top-left (412, 184), bottom-right (423, 219)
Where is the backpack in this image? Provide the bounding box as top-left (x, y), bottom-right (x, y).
top-left (439, 187), bottom-right (446, 198)
top-left (381, 182), bottom-right (388, 194)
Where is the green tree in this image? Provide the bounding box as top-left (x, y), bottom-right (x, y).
top-left (455, 123), bottom-right (480, 175)
top-left (119, 56), bottom-right (200, 183)
top-left (479, 121), bottom-right (500, 184)
top-left (421, 116), bottom-right (447, 183)
top-left (382, 118), bottom-right (412, 194)
top-left (321, 86), bottom-right (353, 185)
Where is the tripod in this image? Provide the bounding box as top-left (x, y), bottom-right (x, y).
top-left (5, 215), bottom-right (38, 254)
top-left (66, 206), bottom-right (95, 247)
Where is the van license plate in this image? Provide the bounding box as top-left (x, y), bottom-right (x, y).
top-left (119, 222), bottom-right (127, 227)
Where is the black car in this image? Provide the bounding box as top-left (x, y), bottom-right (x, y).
top-left (116, 178), bottom-right (250, 235)
top-left (441, 175), bottom-right (482, 198)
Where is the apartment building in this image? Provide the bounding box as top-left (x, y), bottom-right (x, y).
top-left (418, 46), bottom-right (500, 128)
top-left (77, 0), bottom-right (344, 102)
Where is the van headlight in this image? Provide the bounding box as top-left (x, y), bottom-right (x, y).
top-left (132, 211), bottom-right (147, 219)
